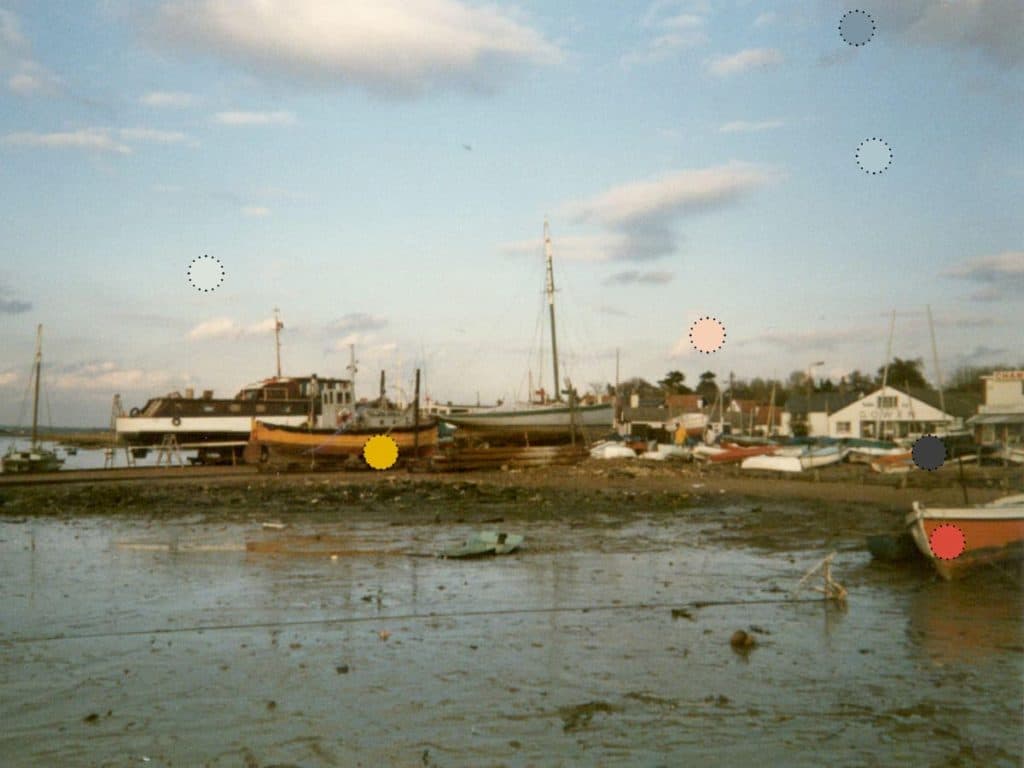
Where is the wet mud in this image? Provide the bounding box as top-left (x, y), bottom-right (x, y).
top-left (1, 475), bottom-right (1022, 766)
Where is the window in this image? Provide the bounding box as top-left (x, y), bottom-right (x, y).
top-left (836, 421), bottom-right (851, 434)
top-left (877, 396), bottom-right (898, 409)
top-left (229, 404), bottom-right (241, 413)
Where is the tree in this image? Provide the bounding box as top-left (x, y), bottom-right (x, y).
top-left (696, 370), bottom-right (718, 402)
top-left (845, 369), bottom-right (874, 393)
top-left (658, 370), bottom-right (691, 395)
top-left (877, 357), bottom-right (927, 389)
top-left (786, 370), bottom-right (807, 394)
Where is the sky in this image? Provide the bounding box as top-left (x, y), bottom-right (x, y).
top-left (0, 0), bottom-right (1021, 426)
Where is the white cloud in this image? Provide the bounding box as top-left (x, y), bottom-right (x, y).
top-left (329, 313), bottom-right (389, 333)
top-left (213, 110), bottom-right (296, 125)
top-left (0, 8), bottom-right (28, 65)
top-left (943, 250), bottom-right (1024, 300)
top-left (52, 362), bottom-right (173, 392)
top-left (622, 1), bottom-right (708, 68)
top-left (241, 205), bottom-right (271, 217)
top-left (564, 162), bottom-right (780, 261)
top-left (188, 316), bottom-right (281, 340)
top-left (604, 270), bottom-right (674, 285)
top-left (1, 129), bottom-right (132, 154)
top-left (120, 127), bottom-right (191, 143)
top-left (148, 0), bottom-right (563, 98)
top-left (8, 61), bottom-right (62, 95)
top-left (706, 47), bottom-right (783, 76)
top-left (0, 371), bottom-right (18, 387)
top-left (499, 233), bottom-right (618, 263)
top-left (1, 11), bottom-right (62, 96)
top-left (140, 90), bottom-right (196, 107)
top-left (719, 119), bottom-right (785, 133)
top-left (753, 11), bottom-right (776, 28)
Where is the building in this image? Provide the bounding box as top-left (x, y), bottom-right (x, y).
top-left (967, 370), bottom-right (1024, 447)
top-left (782, 392), bottom-right (860, 437)
top-left (825, 386), bottom-right (977, 440)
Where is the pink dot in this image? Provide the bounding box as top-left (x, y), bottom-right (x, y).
top-left (689, 316), bottom-right (726, 354)
top-left (928, 524), bottom-right (965, 560)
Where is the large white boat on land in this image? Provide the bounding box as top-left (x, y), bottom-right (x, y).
top-left (442, 220), bottom-right (613, 444)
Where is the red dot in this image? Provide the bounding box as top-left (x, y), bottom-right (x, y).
top-left (928, 524), bottom-right (965, 560)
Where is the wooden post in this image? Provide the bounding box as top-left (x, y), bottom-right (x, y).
top-left (413, 368), bottom-right (421, 458)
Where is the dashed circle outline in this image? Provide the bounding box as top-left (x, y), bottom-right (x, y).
top-left (839, 9), bottom-right (876, 47)
top-left (928, 523), bottom-right (966, 561)
top-left (856, 137), bottom-right (892, 176)
top-left (363, 434), bottom-right (399, 470)
top-left (689, 316), bottom-right (727, 355)
top-left (187, 254), bottom-right (226, 294)
top-left (911, 434), bottom-right (946, 472)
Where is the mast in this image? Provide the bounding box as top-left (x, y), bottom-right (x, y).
top-left (927, 304), bottom-right (946, 426)
top-left (347, 344), bottom-right (358, 398)
top-left (31, 324), bottom-right (42, 448)
top-left (273, 307), bottom-right (283, 378)
top-left (543, 219), bottom-right (561, 402)
top-left (877, 309), bottom-right (895, 439)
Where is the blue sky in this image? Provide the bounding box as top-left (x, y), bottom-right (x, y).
top-left (1, 0), bottom-right (1021, 425)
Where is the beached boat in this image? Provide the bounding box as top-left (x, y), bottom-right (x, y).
top-left (705, 443), bottom-right (779, 464)
top-left (441, 531), bottom-right (523, 558)
top-left (842, 438), bottom-right (902, 463)
top-left (740, 445), bottom-right (842, 473)
top-left (246, 418), bottom-right (438, 466)
top-left (441, 221), bottom-right (613, 444)
top-left (590, 442), bottom-right (637, 460)
top-left (995, 444), bottom-right (1024, 464)
top-left (870, 451), bottom-right (914, 474)
top-left (2, 325), bottom-right (65, 474)
top-left (907, 495), bottom-right (1024, 579)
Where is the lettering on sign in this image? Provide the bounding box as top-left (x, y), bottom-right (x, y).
top-left (992, 370), bottom-right (1024, 381)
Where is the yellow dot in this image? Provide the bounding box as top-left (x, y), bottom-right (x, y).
top-left (363, 434), bottom-right (399, 470)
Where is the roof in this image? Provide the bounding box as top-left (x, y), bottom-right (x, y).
top-left (902, 387), bottom-right (980, 418)
top-left (784, 392), bottom-right (860, 415)
top-left (967, 413), bottom-right (1024, 426)
top-left (665, 394), bottom-right (703, 411)
top-left (622, 406), bottom-right (671, 423)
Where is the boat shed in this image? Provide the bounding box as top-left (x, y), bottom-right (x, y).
top-left (825, 386), bottom-right (977, 440)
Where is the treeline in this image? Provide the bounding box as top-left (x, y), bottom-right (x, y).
top-left (593, 358), bottom-right (1022, 406)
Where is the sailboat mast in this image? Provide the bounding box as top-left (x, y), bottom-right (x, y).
top-left (273, 307), bottom-right (283, 378)
top-left (31, 324), bottom-right (42, 448)
top-left (927, 304), bottom-right (946, 421)
top-left (544, 219), bottom-right (561, 402)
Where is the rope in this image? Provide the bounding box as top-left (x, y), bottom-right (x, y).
top-left (3, 596), bottom-right (827, 645)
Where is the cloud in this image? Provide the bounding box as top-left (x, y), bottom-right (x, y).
top-left (754, 11), bottom-right (776, 27)
top-left (329, 313), bottom-right (389, 334)
top-left (869, 0), bottom-right (1024, 69)
top-left (241, 205), bottom-right (271, 217)
top-left (953, 344), bottom-right (1012, 366)
top-left (735, 327), bottom-right (870, 351)
top-left (0, 371), bottom-right (18, 387)
top-left (146, 0), bottom-right (562, 98)
top-left (499, 233), bottom-right (618, 263)
top-left (51, 361), bottom-right (173, 392)
top-left (213, 110), bottom-right (296, 125)
top-left (0, 284), bottom-right (31, 314)
top-left (943, 250), bottom-right (1024, 300)
top-left (719, 119), bottom-right (785, 133)
top-left (1, 10), bottom-right (62, 96)
top-left (621, 0), bottom-right (708, 68)
top-left (595, 303), bottom-right (632, 318)
top-left (8, 60), bottom-right (62, 95)
top-left (564, 162), bottom-right (780, 260)
top-left (187, 316), bottom-right (278, 340)
top-left (2, 129), bottom-right (132, 154)
top-left (706, 47), bottom-right (783, 76)
top-left (603, 270), bottom-right (674, 285)
top-left (140, 90), bottom-right (196, 107)
top-left (120, 127), bottom-right (191, 144)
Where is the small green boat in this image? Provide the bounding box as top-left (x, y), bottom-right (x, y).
top-left (440, 531), bottom-right (523, 559)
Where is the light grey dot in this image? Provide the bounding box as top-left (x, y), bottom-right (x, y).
top-left (856, 138), bottom-right (892, 175)
top-left (840, 10), bottom-right (875, 47)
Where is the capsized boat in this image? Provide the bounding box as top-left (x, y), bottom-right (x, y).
top-left (2, 325), bottom-right (65, 474)
top-left (440, 531), bottom-right (523, 558)
top-left (870, 451), bottom-right (914, 474)
top-left (740, 445), bottom-right (842, 472)
top-left (907, 494), bottom-right (1024, 579)
top-left (705, 443), bottom-right (779, 464)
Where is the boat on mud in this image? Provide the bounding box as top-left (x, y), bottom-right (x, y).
top-left (907, 494), bottom-right (1024, 579)
top-left (740, 445), bottom-right (843, 473)
top-left (2, 325), bottom-right (65, 474)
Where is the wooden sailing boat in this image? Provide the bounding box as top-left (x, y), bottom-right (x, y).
top-left (441, 220), bottom-right (613, 444)
top-left (1, 325), bottom-right (65, 473)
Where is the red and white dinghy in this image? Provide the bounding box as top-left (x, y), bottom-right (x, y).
top-left (702, 443), bottom-right (779, 464)
top-left (906, 495), bottom-right (1024, 579)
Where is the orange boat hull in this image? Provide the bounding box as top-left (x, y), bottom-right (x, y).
top-left (247, 419), bottom-right (438, 463)
top-left (907, 498), bottom-right (1024, 579)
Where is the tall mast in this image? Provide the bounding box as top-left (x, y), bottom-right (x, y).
top-left (31, 324), bottom-right (42, 448)
top-left (877, 309), bottom-right (895, 439)
top-left (544, 219), bottom-right (561, 402)
top-left (347, 344), bottom-right (358, 397)
top-left (273, 307), bottom-right (283, 378)
top-left (927, 304), bottom-right (946, 423)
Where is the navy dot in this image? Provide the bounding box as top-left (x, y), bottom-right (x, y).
top-left (912, 435), bottom-right (946, 471)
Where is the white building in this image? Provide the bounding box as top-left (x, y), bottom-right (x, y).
top-left (967, 370), bottom-right (1024, 446)
top-left (826, 386), bottom-right (970, 440)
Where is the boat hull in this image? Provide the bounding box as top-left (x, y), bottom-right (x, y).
top-left (907, 496), bottom-right (1024, 579)
top-left (442, 403), bottom-right (613, 444)
top-left (116, 414), bottom-right (310, 445)
top-left (1, 449), bottom-right (64, 474)
top-left (247, 419), bottom-right (438, 465)
top-left (706, 444), bottom-right (778, 464)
